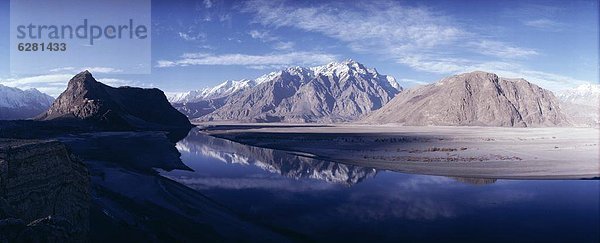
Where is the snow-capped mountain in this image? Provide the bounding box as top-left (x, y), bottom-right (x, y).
top-left (199, 60), bottom-right (402, 122)
top-left (310, 60), bottom-right (401, 90)
top-left (0, 84), bottom-right (54, 120)
top-left (168, 59), bottom-right (401, 105)
top-left (556, 83), bottom-right (600, 127)
top-left (168, 79), bottom-right (260, 104)
top-left (556, 83), bottom-right (600, 106)
top-left (170, 60), bottom-right (402, 121)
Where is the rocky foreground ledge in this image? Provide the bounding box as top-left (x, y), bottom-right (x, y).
top-left (0, 139), bottom-right (90, 242)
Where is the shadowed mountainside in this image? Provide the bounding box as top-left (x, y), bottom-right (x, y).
top-left (37, 71), bottom-right (192, 130)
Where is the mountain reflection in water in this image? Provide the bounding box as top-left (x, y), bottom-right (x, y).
top-left (173, 129), bottom-right (378, 185)
top-left (160, 129), bottom-right (599, 242)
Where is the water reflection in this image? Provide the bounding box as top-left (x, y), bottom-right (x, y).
top-left (175, 129), bottom-right (378, 185)
top-left (160, 129), bottom-right (599, 242)
top-left (451, 177), bottom-right (498, 185)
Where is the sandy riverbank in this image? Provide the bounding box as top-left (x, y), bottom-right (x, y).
top-left (198, 123), bottom-right (600, 179)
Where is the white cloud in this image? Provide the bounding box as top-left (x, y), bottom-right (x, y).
top-left (249, 30), bottom-right (276, 41)
top-left (469, 40), bottom-right (538, 58)
top-left (218, 14), bottom-right (231, 23)
top-left (273, 41), bottom-right (295, 51)
top-left (49, 66), bottom-right (123, 74)
top-left (84, 67), bottom-right (123, 73)
top-left (496, 69), bottom-right (590, 91)
top-left (97, 78), bottom-right (145, 88)
top-left (0, 74), bottom-right (74, 97)
top-left (178, 31), bottom-right (207, 41)
top-left (399, 78), bottom-right (428, 86)
top-left (241, 0), bottom-right (586, 89)
top-left (243, 0), bottom-right (465, 53)
top-left (156, 51), bottom-right (337, 68)
top-left (523, 18), bottom-right (563, 30)
top-left (0, 73), bottom-right (144, 97)
top-left (49, 67), bottom-right (76, 72)
top-left (399, 57), bottom-right (589, 91)
top-left (242, 0), bottom-right (537, 62)
top-left (203, 0), bottom-right (213, 9)
top-left (503, 4), bottom-right (565, 31)
top-left (249, 29), bottom-right (295, 50)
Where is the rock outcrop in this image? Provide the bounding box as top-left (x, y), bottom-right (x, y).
top-left (364, 71), bottom-right (569, 127)
top-left (0, 139), bottom-right (90, 242)
top-left (36, 71), bottom-right (192, 130)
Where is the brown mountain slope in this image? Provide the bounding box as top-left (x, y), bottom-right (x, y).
top-left (363, 71), bottom-right (569, 127)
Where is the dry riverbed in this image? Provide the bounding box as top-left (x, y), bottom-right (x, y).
top-left (198, 123), bottom-right (600, 179)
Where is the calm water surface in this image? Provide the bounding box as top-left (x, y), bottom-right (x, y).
top-left (161, 130), bottom-right (600, 242)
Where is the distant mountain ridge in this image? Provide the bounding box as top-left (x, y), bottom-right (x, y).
top-left (174, 60), bottom-right (402, 122)
top-left (556, 84), bottom-right (600, 127)
top-left (168, 79), bottom-right (260, 104)
top-left (364, 71), bottom-right (569, 127)
top-left (0, 85), bottom-right (54, 120)
top-left (556, 83), bottom-right (600, 106)
top-left (37, 71), bottom-right (191, 130)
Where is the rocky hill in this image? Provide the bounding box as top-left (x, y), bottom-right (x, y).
top-left (36, 71), bottom-right (191, 130)
top-left (364, 71), bottom-right (569, 127)
top-left (199, 60), bottom-right (402, 122)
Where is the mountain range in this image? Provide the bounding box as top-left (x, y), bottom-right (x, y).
top-left (363, 71), bottom-right (569, 127)
top-left (0, 85), bottom-right (54, 120)
top-left (1, 62), bottom-right (595, 128)
top-left (168, 79), bottom-right (260, 104)
top-left (556, 83), bottom-right (600, 106)
top-left (171, 60), bottom-right (402, 122)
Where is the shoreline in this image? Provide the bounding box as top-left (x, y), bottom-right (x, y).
top-left (199, 123), bottom-right (600, 180)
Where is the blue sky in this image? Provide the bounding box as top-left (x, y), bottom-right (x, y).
top-left (0, 0), bottom-right (598, 96)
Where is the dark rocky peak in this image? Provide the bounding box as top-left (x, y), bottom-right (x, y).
top-left (37, 71), bottom-right (192, 130)
top-left (60, 70), bottom-right (110, 101)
